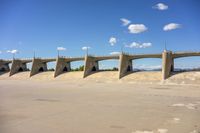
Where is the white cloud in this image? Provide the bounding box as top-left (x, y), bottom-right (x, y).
top-left (110, 51), bottom-right (120, 55)
top-left (57, 47), bottom-right (66, 51)
top-left (125, 42), bottom-right (152, 48)
top-left (109, 37), bottom-right (117, 46)
top-left (7, 49), bottom-right (19, 54)
top-left (163, 23), bottom-right (181, 31)
top-left (128, 24), bottom-right (148, 34)
top-left (82, 46), bottom-right (91, 50)
top-left (153, 3), bottom-right (168, 10)
top-left (0, 51), bottom-right (2, 54)
top-left (120, 18), bottom-right (131, 26)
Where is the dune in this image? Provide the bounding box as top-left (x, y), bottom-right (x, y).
top-left (1, 71), bottom-right (200, 85)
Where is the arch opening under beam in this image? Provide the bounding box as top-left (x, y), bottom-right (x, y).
top-left (173, 56), bottom-right (200, 72)
top-left (98, 59), bottom-right (119, 71)
top-left (132, 58), bottom-right (162, 72)
top-left (70, 61), bottom-right (84, 71)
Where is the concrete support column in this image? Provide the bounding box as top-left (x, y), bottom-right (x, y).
top-left (162, 50), bottom-right (174, 80)
top-left (83, 55), bottom-right (99, 78)
top-left (54, 57), bottom-right (71, 77)
top-left (0, 61), bottom-right (10, 72)
top-left (30, 58), bottom-right (47, 77)
top-left (10, 59), bottom-right (28, 76)
top-left (119, 53), bottom-right (132, 78)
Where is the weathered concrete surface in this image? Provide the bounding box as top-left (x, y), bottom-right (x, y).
top-left (119, 53), bottom-right (132, 78)
top-left (30, 58), bottom-right (56, 77)
top-left (0, 60), bottom-right (11, 72)
top-left (83, 55), bottom-right (99, 78)
top-left (54, 57), bottom-right (71, 77)
top-left (9, 59), bottom-right (31, 76)
top-left (162, 50), bottom-right (174, 80)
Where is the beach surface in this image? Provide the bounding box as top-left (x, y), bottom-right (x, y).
top-left (0, 71), bottom-right (200, 133)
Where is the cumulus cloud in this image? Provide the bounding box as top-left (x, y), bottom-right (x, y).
top-left (57, 47), bottom-right (66, 51)
top-left (125, 42), bottom-right (152, 48)
top-left (128, 24), bottom-right (148, 34)
top-left (120, 18), bottom-right (131, 26)
top-left (7, 49), bottom-right (19, 54)
top-left (109, 37), bottom-right (117, 46)
top-left (82, 46), bottom-right (91, 50)
top-left (153, 3), bottom-right (168, 10)
top-left (110, 51), bottom-right (121, 55)
top-left (163, 23), bottom-right (181, 31)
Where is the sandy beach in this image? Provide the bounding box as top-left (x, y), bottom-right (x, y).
top-left (0, 71), bottom-right (200, 133)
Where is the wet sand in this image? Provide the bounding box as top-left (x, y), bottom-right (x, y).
top-left (0, 71), bottom-right (200, 133)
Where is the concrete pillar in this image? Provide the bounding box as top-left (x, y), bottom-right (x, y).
top-left (83, 55), bottom-right (99, 78)
top-left (54, 57), bottom-right (71, 77)
top-left (9, 59), bottom-right (28, 76)
top-left (162, 50), bottom-right (174, 80)
top-left (119, 53), bottom-right (132, 78)
top-left (30, 58), bottom-right (47, 77)
top-left (0, 61), bottom-right (10, 72)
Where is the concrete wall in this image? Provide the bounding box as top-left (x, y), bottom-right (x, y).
top-left (83, 55), bottom-right (99, 78)
top-left (54, 57), bottom-right (71, 77)
top-left (119, 53), bottom-right (132, 78)
top-left (0, 61), bottom-right (10, 72)
top-left (9, 59), bottom-right (28, 76)
top-left (30, 58), bottom-right (48, 77)
top-left (162, 50), bottom-right (174, 80)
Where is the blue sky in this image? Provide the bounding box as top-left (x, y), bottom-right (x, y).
top-left (0, 0), bottom-right (200, 69)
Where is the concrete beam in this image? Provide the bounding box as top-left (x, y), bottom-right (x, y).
top-left (83, 55), bottom-right (99, 78)
top-left (0, 60), bottom-right (11, 72)
top-left (30, 58), bottom-right (48, 77)
top-left (162, 50), bottom-right (174, 80)
top-left (54, 57), bottom-right (71, 77)
top-left (119, 53), bottom-right (132, 79)
top-left (9, 59), bottom-right (30, 76)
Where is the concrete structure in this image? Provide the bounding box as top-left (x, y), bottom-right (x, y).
top-left (54, 56), bottom-right (84, 77)
top-left (9, 59), bottom-right (32, 76)
top-left (162, 51), bottom-right (200, 79)
top-left (0, 59), bottom-right (12, 72)
top-left (83, 55), bottom-right (119, 78)
top-left (1, 51), bottom-right (200, 80)
top-left (30, 58), bottom-right (56, 77)
top-left (119, 53), bottom-right (162, 78)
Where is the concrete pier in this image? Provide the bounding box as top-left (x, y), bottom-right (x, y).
top-left (83, 55), bottom-right (99, 78)
top-left (119, 53), bottom-right (132, 78)
top-left (9, 59), bottom-right (32, 76)
top-left (162, 50), bottom-right (174, 80)
top-left (54, 57), bottom-right (84, 77)
top-left (0, 60), bottom-right (11, 72)
top-left (30, 58), bottom-right (56, 77)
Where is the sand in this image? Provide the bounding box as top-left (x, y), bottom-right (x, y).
top-left (0, 71), bottom-right (200, 133)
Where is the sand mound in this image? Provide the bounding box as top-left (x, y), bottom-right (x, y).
top-left (1, 71), bottom-right (200, 85)
top-left (166, 71), bottom-right (200, 84)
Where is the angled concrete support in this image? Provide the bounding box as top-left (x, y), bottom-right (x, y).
top-left (0, 60), bottom-right (10, 72)
top-left (54, 57), bottom-right (71, 77)
top-left (119, 53), bottom-right (132, 78)
top-left (30, 58), bottom-right (48, 77)
top-left (9, 59), bottom-right (29, 76)
top-left (162, 50), bottom-right (174, 80)
top-left (83, 55), bottom-right (99, 78)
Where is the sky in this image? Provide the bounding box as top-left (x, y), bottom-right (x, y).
top-left (0, 0), bottom-right (200, 69)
